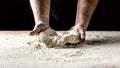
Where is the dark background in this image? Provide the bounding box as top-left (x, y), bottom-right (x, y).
top-left (0, 0), bottom-right (120, 30)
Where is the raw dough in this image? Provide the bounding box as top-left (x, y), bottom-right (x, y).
top-left (39, 28), bottom-right (80, 48)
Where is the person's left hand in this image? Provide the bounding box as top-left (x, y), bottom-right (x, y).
top-left (71, 23), bottom-right (86, 43)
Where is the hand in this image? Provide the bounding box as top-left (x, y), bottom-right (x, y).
top-left (71, 23), bottom-right (86, 42)
top-left (29, 22), bottom-right (49, 36)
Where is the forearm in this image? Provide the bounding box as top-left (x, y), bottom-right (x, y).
top-left (29, 0), bottom-right (50, 24)
top-left (29, 0), bottom-right (41, 23)
top-left (75, 0), bottom-right (87, 25)
top-left (75, 0), bottom-right (98, 30)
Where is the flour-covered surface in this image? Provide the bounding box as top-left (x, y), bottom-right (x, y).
top-left (0, 31), bottom-right (120, 68)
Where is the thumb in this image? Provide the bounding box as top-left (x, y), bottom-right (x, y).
top-left (79, 29), bottom-right (86, 42)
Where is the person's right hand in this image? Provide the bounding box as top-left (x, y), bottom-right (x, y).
top-left (29, 22), bottom-right (49, 36)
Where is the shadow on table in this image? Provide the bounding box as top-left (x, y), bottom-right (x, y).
top-left (86, 36), bottom-right (120, 46)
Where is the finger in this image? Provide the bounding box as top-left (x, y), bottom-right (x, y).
top-left (29, 30), bottom-right (39, 36)
top-left (79, 30), bottom-right (85, 42)
top-left (29, 31), bottom-right (34, 36)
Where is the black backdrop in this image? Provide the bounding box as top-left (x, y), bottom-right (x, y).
top-left (0, 0), bottom-right (120, 30)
